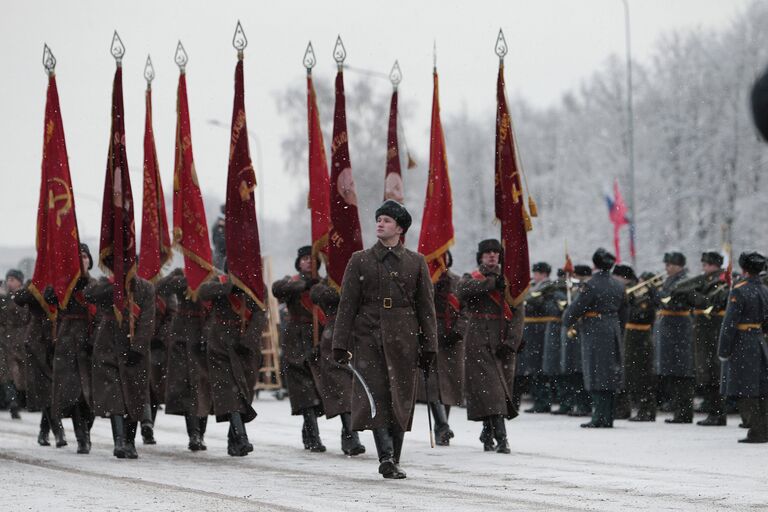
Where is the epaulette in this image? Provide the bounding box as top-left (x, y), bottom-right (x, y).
top-left (734, 281), bottom-right (747, 289)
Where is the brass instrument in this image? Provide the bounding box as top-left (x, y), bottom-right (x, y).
top-left (626, 272), bottom-right (664, 298)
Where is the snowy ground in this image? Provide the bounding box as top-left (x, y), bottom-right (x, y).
top-left (1, 396), bottom-right (767, 511)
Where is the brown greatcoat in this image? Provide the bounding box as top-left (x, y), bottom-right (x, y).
top-left (1, 290), bottom-right (28, 392)
top-left (157, 271), bottom-right (212, 417)
top-left (272, 273), bottom-right (324, 415)
top-left (199, 278), bottom-right (263, 422)
top-left (14, 286), bottom-right (55, 412)
top-left (148, 285), bottom-right (176, 406)
top-left (86, 277), bottom-right (156, 421)
top-left (457, 264), bottom-right (522, 421)
top-left (52, 276), bottom-right (96, 417)
top-left (332, 241), bottom-right (438, 432)
top-left (310, 280), bottom-right (352, 418)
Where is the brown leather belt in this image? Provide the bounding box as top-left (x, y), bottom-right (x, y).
top-left (469, 313), bottom-right (504, 320)
top-left (693, 309), bottom-right (725, 317)
top-left (178, 309), bottom-right (206, 318)
top-left (625, 322), bottom-right (652, 331)
top-left (524, 316), bottom-right (561, 323)
top-left (658, 310), bottom-right (690, 317)
top-left (737, 323), bottom-right (762, 331)
top-left (584, 312), bottom-right (601, 318)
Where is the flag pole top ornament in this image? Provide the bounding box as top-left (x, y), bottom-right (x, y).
top-left (175, 41), bottom-right (188, 72)
top-left (303, 41), bottom-right (316, 73)
top-left (495, 28), bottom-right (508, 62)
top-left (389, 60), bottom-right (402, 89)
top-left (144, 55), bottom-right (155, 85)
top-left (433, 40), bottom-right (437, 71)
top-left (333, 35), bottom-right (346, 69)
top-left (42, 44), bottom-right (56, 76)
top-left (232, 20), bottom-right (247, 56)
top-left (111, 31), bottom-right (125, 65)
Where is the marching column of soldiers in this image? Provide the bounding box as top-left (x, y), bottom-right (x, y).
top-left (4, 202), bottom-right (768, 481)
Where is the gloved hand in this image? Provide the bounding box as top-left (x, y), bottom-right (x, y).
top-left (494, 276), bottom-right (506, 291)
top-left (418, 350), bottom-right (437, 373)
top-left (311, 345), bottom-right (321, 362)
top-left (233, 342), bottom-right (251, 356)
top-left (333, 348), bottom-right (351, 365)
top-left (444, 331), bottom-right (463, 345)
top-left (124, 350), bottom-right (143, 367)
top-left (305, 277), bottom-right (320, 290)
top-left (496, 343), bottom-right (513, 359)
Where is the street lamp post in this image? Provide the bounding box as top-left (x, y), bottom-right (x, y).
top-left (622, 0), bottom-right (637, 268)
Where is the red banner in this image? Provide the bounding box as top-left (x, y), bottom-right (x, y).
top-left (327, 69), bottom-right (363, 290)
top-left (225, 55), bottom-right (265, 309)
top-left (173, 71), bottom-right (214, 299)
top-left (138, 86), bottom-right (171, 283)
top-left (495, 63), bottom-right (532, 307)
top-left (29, 73), bottom-right (81, 320)
top-left (306, 73), bottom-right (330, 269)
top-left (384, 90), bottom-right (404, 203)
top-left (98, 65), bottom-right (137, 322)
top-left (418, 70), bottom-right (454, 283)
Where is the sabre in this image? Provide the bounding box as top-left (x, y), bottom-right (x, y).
top-left (335, 361), bottom-right (377, 419)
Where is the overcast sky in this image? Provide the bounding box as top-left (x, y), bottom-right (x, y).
top-left (0, 0), bottom-right (750, 250)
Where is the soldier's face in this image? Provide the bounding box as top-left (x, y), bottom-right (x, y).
top-left (376, 215), bottom-right (402, 241)
top-left (702, 262), bottom-right (720, 273)
top-left (665, 263), bottom-right (683, 276)
top-left (5, 276), bottom-right (21, 292)
top-left (532, 271), bottom-right (549, 283)
top-left (298, 255), bottom-right (312, 274)
top-left (481, 251), bottom-right (499, 266)
top-left (81, 253), bottom-right (90, 271)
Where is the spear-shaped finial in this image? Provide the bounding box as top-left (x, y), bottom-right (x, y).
top-left (303, 41), bottom-right (316, 74)
top-left (389, 60), bottom-right (402, 89)
top-left (232, 20), bottom-right (247, 58)
top-left (333, 35), bottom-right (346, 70)
top-left (433, 40), bottom-right (437, 71)
top-left (175, 41), bottom-right (188, 72)
top-left (111, 30), bottom-right (125, 65)
top-left (495, 28), bottom-right (508, 63)
top-left (144, 55), bottom-right (155, 86)
top-left (42, 44), bottom-right (56, 76)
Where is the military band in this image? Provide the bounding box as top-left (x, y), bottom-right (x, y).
top-left (4, 233), bottom-right (768, 474)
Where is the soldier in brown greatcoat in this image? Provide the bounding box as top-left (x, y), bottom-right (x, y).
top-left (157, 268), bottom-right (213, 451)
top-left (333, 200), bottom-right (437, 480)
top-left (419, 250), bottom-right (465, 446)
top-left (199, 276), bottom-right (264, 457)
top-left (139, 274), bottom-right (176, 446)
top-left (1, 269), bottom-right (27, 420)
top-left (14, 282), bottom-right (67, 448)
top-left (457, 239), bottom-right (523, 454)
top-left (52, 244), bottom-right (97, 453)
top-left (310, 276), bottom-right (366, 456)
top-left (272, 247), bottom-right (326, 452)
top-left (86, 276), bottom-right (155, 459)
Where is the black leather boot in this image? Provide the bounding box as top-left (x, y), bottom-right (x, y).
top-left (38, 411), bottom-right (51, 446)
top-left (340, 412), bottom-right (365, 456)
top-left (391, 428), bottom-right (407, 478)
top-left (373, 428), bottom-right (404, 479)
top-left (141, 403), bottom-right (156, 445)
top-left (5, 383), bottom-right (21, 419)
top-left (72, 405), bottom-right (90, 454)
top-left (430, 402), bottom-right (454, 446)
top-left (124, 419), bottom-right (139, 459)
top-left (739, 398), bottom-right (768, 443)
top-left (185, 415), bottom-right (204, 451)
top-left (228, 412), bottom-right (250, 456)
top-left (492, 416), bottom-right (510, 454)
top-left (198, 416), bottom-right (208, 451)
top-left (480, 417), bottom-right (496, 451)
top-left (302, 408), bottom-right (326, 453)
top-left (51, 415), bottom-right (68, 448)
top-left (110, 415), bottom-right (127, 458)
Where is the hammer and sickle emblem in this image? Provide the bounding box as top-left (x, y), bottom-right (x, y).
top-left (48, 177), bottom-right (72, 228)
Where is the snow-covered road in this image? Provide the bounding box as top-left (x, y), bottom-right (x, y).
top-left (1, 397), bottom-right (766, 511)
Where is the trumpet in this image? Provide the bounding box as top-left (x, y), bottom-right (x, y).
top-left (626, 272), bottom-right (665, 298)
